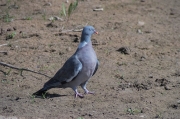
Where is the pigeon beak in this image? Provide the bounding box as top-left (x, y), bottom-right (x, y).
top-left (94, 30), bottom-right (98, 34)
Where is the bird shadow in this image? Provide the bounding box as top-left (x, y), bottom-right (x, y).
top-left (33, 93), bottom-right (67, 99)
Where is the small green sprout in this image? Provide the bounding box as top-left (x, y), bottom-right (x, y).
top-left (25, 16), bottom-right (32, 20)
top-left (60, 0), bottom-right (78, 21)
top-left (6, 32), bottom-right (16, 40)
top-left (42, 92), bottom-right (47, 99)
top-left (126, 108), bottom-right (142, 115)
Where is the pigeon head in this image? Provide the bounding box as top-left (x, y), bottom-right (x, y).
top-left (78, 26), bottom-right (98, 48)
top-left (82, 26), bottom-right (98, 36)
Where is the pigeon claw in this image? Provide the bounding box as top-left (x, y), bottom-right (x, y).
top-left (85, 91), bottom-right (94, 95)
top-left (75, 93), bottom-right (84, 98)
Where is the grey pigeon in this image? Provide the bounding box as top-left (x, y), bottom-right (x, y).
top-left (33, 26), bottom-right (99, 98)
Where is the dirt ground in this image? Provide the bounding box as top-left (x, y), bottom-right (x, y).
top-left (0, 0), bottom-right (180, 118)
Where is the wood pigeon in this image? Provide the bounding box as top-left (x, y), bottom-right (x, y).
top-left (33, 26), bottom-right (99, 98)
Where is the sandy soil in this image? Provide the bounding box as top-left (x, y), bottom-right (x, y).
top-left (0, 0), bottom-right (180, 118)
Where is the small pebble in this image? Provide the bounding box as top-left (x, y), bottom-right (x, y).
top-left (148, 75), bottom-right (153, 78)
top-left (137, 29), bottom-right (143, 34)
top-left (93, 8), bottom-right (103, 11)
top-left (164, 85), bottom-right (171, 90)
top-left (48, 16), bottom-right (54, 21)
top-left (66, 47), bottom-right (71, 52)
top-left (140, 56), bottom-right (146, 61)
top-left (54, 16), bottom-right (63, 21)
top-left (44, 2), bottom-right (52, 6)
top-left (49, 16), bottom-right (63, 21)
top-left (139, 115), bottom-right (145, 118)
top-left (138, 21), bottom-right (145, 26)
top-left (93, 6), bottom-right (103, 11)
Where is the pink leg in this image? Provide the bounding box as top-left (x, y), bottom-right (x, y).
top-left (84, 88), bottom-right (94, 95)
top-left (81, 83), bottom-right (95, 95)
top-left (74, 89), bottom-right (84, 98)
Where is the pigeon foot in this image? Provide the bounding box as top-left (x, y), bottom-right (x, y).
top-left (84, 89), bottom-right (94, 95)
top-left (75, 92), bottom-right (84, 98)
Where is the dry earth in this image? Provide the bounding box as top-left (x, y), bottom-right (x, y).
top-left (0, 0), bottom-right (180, 119)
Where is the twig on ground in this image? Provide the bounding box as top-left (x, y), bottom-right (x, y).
top-left (59, 23), bottom-right (88, 33)
top-left (73, 29), bottom-right (83, 32)
top-left (0, 43), bottom-right (9, 47)
top-left (0, 61), bottom-right (51, 78)
top-left (60, 28), bottom-right (83, 33)
top-left (0, 40), bottom-right (20, 47)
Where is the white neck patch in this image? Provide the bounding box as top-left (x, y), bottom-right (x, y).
top-left (78, 41), bottom-right (87, 48)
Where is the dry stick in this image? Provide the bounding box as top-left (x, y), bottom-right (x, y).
top-left (0, 43), bottom-right (8, 47)
top-left (60, 28), bottom-right (83, 33)
top-left (0, 62), bottom-right (51, 78)
top-left (0, 40), bottom-right (20, 47)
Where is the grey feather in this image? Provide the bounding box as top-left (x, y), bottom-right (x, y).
top-left (92, 60), bottom-right (99, 76)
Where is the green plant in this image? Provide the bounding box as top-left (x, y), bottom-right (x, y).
top-left (7, 0), bottom-right (11, 4)
top-left (2, 0), bottom-right (13, 22)
top-left (3, 69), bottom-right (11, 76)
top-left (7, 43), bottom-right (12, 47)
top-left (126, 108), bottom-right (142, 115)
top-left (1, 69), bottom-right (11, 76)
top-left (5, 69), bottom-right (11, 76)
top-left (61, 3), bottom-right (66, 17)
top-left (1, 79), bottom-right (8, 83)
top-left (19, 69), bottom-right (23, 76)
top-left (42, 14), bottom-right (46, 20)
top-left (30, 95), bottom-right (35, 103)
top-left (3, 11), bottom-right (13, 22)
top-left (42, 92), bottom-right (47, 99)
top-left (155, 112), bottom-right (162, 118)
top-left (6, 32), bottom-right (16, 40)
top-left (21, 32), bottom-right (27, 38)
top-left (117, 62), bottom-right (127, 66)
top-left (25, 16), bottom-right (32, 20)
top-left (60, 0), bottom-right (78, 21)
top-left (48, 44), bottom-right (53, 47)
top-left (68, 0), bottom-right (78, 18)
top-left (42, 9), bottom-right (47, 20)
top-left (127, 108), bottom-right (133, 114)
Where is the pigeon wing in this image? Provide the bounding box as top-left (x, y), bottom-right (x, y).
top-left (44, 55), bottom-right (82, 86)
